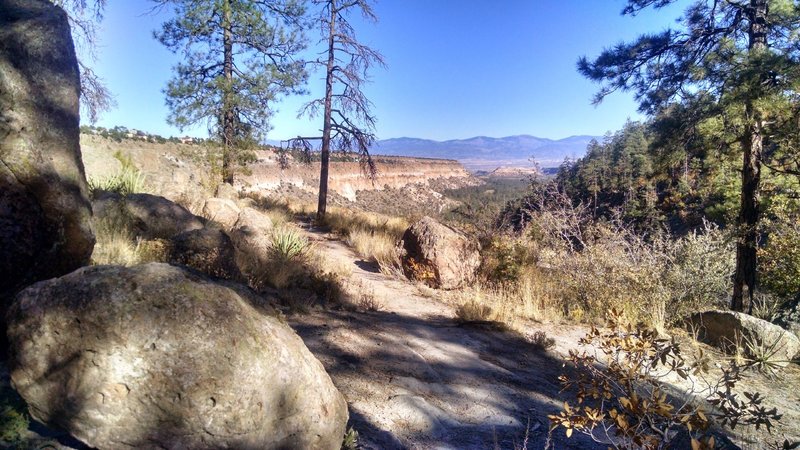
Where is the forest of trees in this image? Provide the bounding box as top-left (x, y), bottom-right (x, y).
top-left (551, 114), bottom-right (799, 304)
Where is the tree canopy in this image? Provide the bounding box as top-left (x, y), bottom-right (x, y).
top-left (579, 0), bottom-right (800, 311)
top-left (155, 0), bottom-right (308, 184)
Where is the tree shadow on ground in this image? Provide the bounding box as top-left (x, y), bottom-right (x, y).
top-left (289, 307), bottom-right (601, 449)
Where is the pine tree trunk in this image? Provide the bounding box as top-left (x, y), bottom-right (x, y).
top-left (317, 0), bottom-right (337, 220)
top-left (731, 0), bottom-right (768, 312)
top-left (221, 0), bottom-right (235, 185)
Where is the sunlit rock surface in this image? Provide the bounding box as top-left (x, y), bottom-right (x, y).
top-left (7, 263), bottom-right (348, 449)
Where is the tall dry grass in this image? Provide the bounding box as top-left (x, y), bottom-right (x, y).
top-left (323, 207), bottom-right (408, 274)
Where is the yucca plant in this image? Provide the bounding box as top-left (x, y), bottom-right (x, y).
top-left (269, 227), bottom-right (309, 262)
top-left (88, 166), bottom-right (147, 197)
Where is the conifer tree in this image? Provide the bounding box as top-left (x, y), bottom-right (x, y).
top-left (579, 0), bottom-right (800, 311)
top-left (155, 0), bottom-right (307, 184)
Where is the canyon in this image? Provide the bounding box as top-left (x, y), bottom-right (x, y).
top-left (80, 134), bottom-right (481, 213)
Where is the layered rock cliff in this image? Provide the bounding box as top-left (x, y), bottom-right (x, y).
top-left (81, 135), bottom-right (479, 212)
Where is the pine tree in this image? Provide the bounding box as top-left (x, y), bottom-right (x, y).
top-left (578, 0), bottom-right (800, 311)
top-left (155, 0), bottom-right (307, 185)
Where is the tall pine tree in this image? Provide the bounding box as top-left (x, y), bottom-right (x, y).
top-left (579, 0), bottom-right (800, 311)
top-left (155, 0), bottom-right (307, 184)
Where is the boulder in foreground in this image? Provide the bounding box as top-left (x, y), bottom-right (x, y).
top-left (7, 263), bottom-right (348, 449)
top-left (398, 216), bottom-right (480, 290)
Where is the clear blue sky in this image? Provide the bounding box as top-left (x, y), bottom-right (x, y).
top-left (86, 0), bottom-right (689, 141)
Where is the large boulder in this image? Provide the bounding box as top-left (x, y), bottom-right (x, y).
top-left (774, 296), bottom-right (800, 340)
top-left (398, 216), bottom-right (480, 289)
top-left (170, 227), bottom-right (242, 281)
top-left (202, 197), bottom-right (241, 229)
top-left (7, 263), bottom-right (348, 449)
top-left (687, 310), bottom-right (800, 365)
top-left (0, 0), bottom-right (94, 298)
top-left (93, 192), bottom-right (204, 240)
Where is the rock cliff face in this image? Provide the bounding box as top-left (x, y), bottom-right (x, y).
top-left (81, 135), bottom-right (479, 208)
top-left (241, 150), bottom-right (476, 202)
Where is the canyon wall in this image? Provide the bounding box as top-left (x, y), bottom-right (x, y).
top-left (81, 135), bottom-right (479, 211)
top-left (241, 150), bottom-right (475, 202)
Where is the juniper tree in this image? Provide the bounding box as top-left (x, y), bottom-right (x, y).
top-left (155, 0), bottom-right (307, 184)
top-left (291, 0), bottom-right (384, 220)
top-left (579, 0), bottom-right (800, 312)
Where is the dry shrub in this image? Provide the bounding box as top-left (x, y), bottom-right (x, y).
top-left (353, 281), bottom-right (385, 312)
top-left (455, 300), bottom-right (495, 323)
top-left (448, 270), bottom-right (564, 332)
top-left (488, 187), bottom-right (734, 330)
top-left (528, 330), bottom-right (556, 352)
top-left (549, 309), bottom-right (786, 449)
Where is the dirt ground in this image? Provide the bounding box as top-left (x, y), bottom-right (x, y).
top-left (286, 227), bottom-right (800, 450)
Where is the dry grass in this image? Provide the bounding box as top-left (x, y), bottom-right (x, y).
top-left (323, 207), bottom-right (408, 274)
top-left (91, 215), bottom-right (171, 266)
top-left (447, 268), bottom-right (564, 333)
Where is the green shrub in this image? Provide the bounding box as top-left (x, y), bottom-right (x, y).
top-left (270, 227), bottom-right (309, 262)
top-left (0, 386), bottom-right (29, 445)
top-left (88, 165), bottom-right (146, 197)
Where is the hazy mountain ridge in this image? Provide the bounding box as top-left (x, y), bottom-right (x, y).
top-left (267, 134), bottom-right (599, 171)
top-left (372, 134), bottom-right (598, 171)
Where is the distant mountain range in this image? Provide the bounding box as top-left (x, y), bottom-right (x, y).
top-left (268, 134), bottom-right (600, 172)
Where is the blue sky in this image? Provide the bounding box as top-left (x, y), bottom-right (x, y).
top-left (86, 0), bottom-right (689, 141)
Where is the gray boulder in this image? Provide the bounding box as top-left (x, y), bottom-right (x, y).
top-left (7, 263), bottom-right (348, 449)
top-left (774, 297), bottom-right (800, 340)
top-left (0, 0), bottom-right (94, 298)
top-left (687, 310), bottom-right (800, 366)
top-left (93, 192), bottom-right (204, 240)
top-left (202, 197), bottom-right (241, 229)
top-left (170, 227), bottom-right (242, 281)
top-left (398, 216), bottom-right (480, 290)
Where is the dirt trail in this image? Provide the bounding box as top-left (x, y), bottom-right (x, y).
top-left (287, 227), bottom-right (595, 449)
top-left (288, 226), bottom-right (800, 450)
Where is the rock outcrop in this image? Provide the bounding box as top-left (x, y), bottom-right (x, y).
top-left (93, 192), bottom-right (204, 240)
top-left (202, 197), bottom-right (241, 229)
top-left (169, 227), bottom-right (242, 281)
top-left (7, 263), bottom-right (348, 449)
top-left (687, 310), bottom-right (800, 366)
top-left (398, 216), bottom-right (480, 290)
top-left (0, 0), bottom-right (94, 298)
